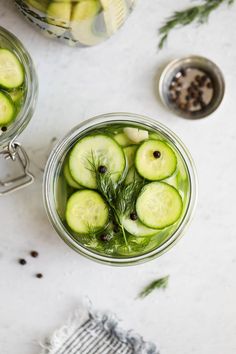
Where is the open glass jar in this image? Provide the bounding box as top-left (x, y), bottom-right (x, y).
top-left (15, 0), bottom-right (136, 47)
top-left (44, 113), bottom-right (198, 266)
top-left (0, 27), bottom-right (38, 195)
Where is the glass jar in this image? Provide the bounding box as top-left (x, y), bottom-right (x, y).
top-left (0, 27), bottom-right (38, 195)
top-left (43, 112), bottom-right (198, 266)
top-left (15, 0), bottom-right (136, 47)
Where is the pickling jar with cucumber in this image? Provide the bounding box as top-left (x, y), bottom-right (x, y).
top-left (0, 26), bottom-right (38, 195)
top-left (15, 0), bottom-right (136, 46)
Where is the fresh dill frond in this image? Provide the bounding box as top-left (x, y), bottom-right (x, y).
top-left (115, 179), bottom-right (144, 216)
top-left (85, 152), bottom-right (146, 248)
top-left (138, 276), bottom-right (169, 299)
top-left (159, 0), bottom-right (235, 49)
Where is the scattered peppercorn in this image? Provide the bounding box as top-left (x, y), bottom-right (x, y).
top-left (98, 165), bottom-right (107, 174)
top-left (36, 273), bottom-right (43, 279)
top-left (130, 212), bottom-right (138, 221)
top-left (1, 126), bottom-right (7, 132)
top-left (30, 251), bottom-right (39, 258)
top-left (19, 258), bottom-right (27, 265)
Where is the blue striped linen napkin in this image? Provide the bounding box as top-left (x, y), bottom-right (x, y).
top-left (40, 305), bottom-right (159, 354)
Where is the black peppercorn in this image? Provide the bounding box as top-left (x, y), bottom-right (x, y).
top-left (30, 251), bottom-right (39, 258)
top-left (98, 165), bottom-right (107, 174)
top-left (207, 81), bottom-right (213, 89)
top-left (1, 126), bottom-right (7, 132)
top-left (130, 212), bottom-right (138, 221)
top-left (153, 151), bottom-right (161, 158)
top-left (180, 69), bottom-right (186, 77)
top-left (100, 234), bottom-right (109, 242)
top-left (36, 273), bottom-right (43, 279)
top-left (113, 224), bottom-right (119, 233)
top-left (19, 259), bottom-right (27, 265)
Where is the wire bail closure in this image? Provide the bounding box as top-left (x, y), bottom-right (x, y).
top-left (0, 141), bottom-right (34, 195)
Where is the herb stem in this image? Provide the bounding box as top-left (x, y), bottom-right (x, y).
top-left (158, 0), bottom-right (235, 49)
top-left (138, 276), bottom-right (169, 298)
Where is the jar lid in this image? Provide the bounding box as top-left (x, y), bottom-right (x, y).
top-left (158, 56), bottom-right (225, 119)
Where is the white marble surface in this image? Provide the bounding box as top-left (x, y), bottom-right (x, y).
top-left (0, 1), bottom-right (236, 353)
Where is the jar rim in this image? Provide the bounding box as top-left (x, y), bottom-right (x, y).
top-left (43, 112), bottom-right (198, 266)
top-left (0, 26), bottom-right (38, 149)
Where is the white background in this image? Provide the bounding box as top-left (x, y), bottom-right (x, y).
top-left (0, 1), bottom-right (236, 353)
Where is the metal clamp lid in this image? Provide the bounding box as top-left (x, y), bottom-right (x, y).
top-left (0, 141), bottom-right (34, 195)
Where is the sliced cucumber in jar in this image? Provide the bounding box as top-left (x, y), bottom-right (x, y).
top-left (63, 158), bottom-right (82, 189)
top-left (100, 0), bottom-right (128, 36)
top-left (123, 127), bottom-right (149, 144)
top-left (47, 2), bottom-right (72, 35)
top-left (136, 182), bottom-right (183, 229)
top-left (25, 0), bottom-right (49, 12)
top-left (0, 49), bottom-right (24, 90)
top-left (71, 0), bottom-right (103, 46)
top-left (149, 132), bottom-right (164, 141)
top-left (0, 91), bottom-right (15, 126)
top-left (121, 216), bottom-right (158, 237)
top-left (124, 165), bottom-right (141, 185)
top-left (8, 88), bottom-right (24, 103)
top-left (123, 145), bottom-right (138, 168)
top-left (114, 132), bottom-right (133, 147)
top-left (66, 190), bottom-right (109, 234)
top-left (69, 134), bottom-right (126, 189)
top-left (135, 139), bottom-right (177, 181)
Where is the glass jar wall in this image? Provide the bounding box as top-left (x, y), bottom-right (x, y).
top-left (15, 0), bottom-right (136, 46)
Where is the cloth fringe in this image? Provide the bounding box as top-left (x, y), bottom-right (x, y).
top-left (40, 301), bottom-right (159, 354)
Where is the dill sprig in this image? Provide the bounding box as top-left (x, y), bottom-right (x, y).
top-left (86, 152), bottom-right (144, 247)
top-left (159, 0), bottom-right (235, 49)
top-left (138, 276), bottom-right (169, 299)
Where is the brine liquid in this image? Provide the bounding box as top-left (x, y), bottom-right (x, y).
top-left (55, 122), bottom-right (191, 258)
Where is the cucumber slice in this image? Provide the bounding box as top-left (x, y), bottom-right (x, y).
top-left (69, 134), bottom-right (126, 189)
top-left (149, 132), bottom-right (164, 141)
top-left (114, 132), bottom-right (133, 147)
top-left (47, 2), bottom-right (72, 35)
top-left (164, 174), bottom-right (178, 188)
top-left (71, 0), bottom-right (103, 46)
top-left (0, 49), bottom-right (24, 90)
top-left (56, 175), bottom-right (69, 220)
top-left (63, 158), bottom-right (82, 189)
top-left (8, 88), bottom-right (24, 103)
top-left (100, 0), bottom-right (128, 36)
top-left (66, 190), bottom-right (109, 234)
top-left (124, 165), bottom-right (141, 185)
top-left (135, 140), bottom-right (177, 181)
top-left (123, 145), bottom-right (137, 168)
top-left (136, 182), bottom-right (183, 229)
top-left (25, 0), bottom-right (49, 12)
top-left (122, 216), bottom-right (157, 237)
top-left (123, 127), bottom-right (149, 144)
top-left (0, 92), bottom-right (15, 126)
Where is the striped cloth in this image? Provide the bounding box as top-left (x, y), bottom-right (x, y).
top-left (40, 306), bottom-right (159, 354)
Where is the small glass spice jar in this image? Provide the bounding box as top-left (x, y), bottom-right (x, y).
top-left (0, 27), bottom-right (38, 195)
top-left (15, 0), bottom-right (136, 47)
